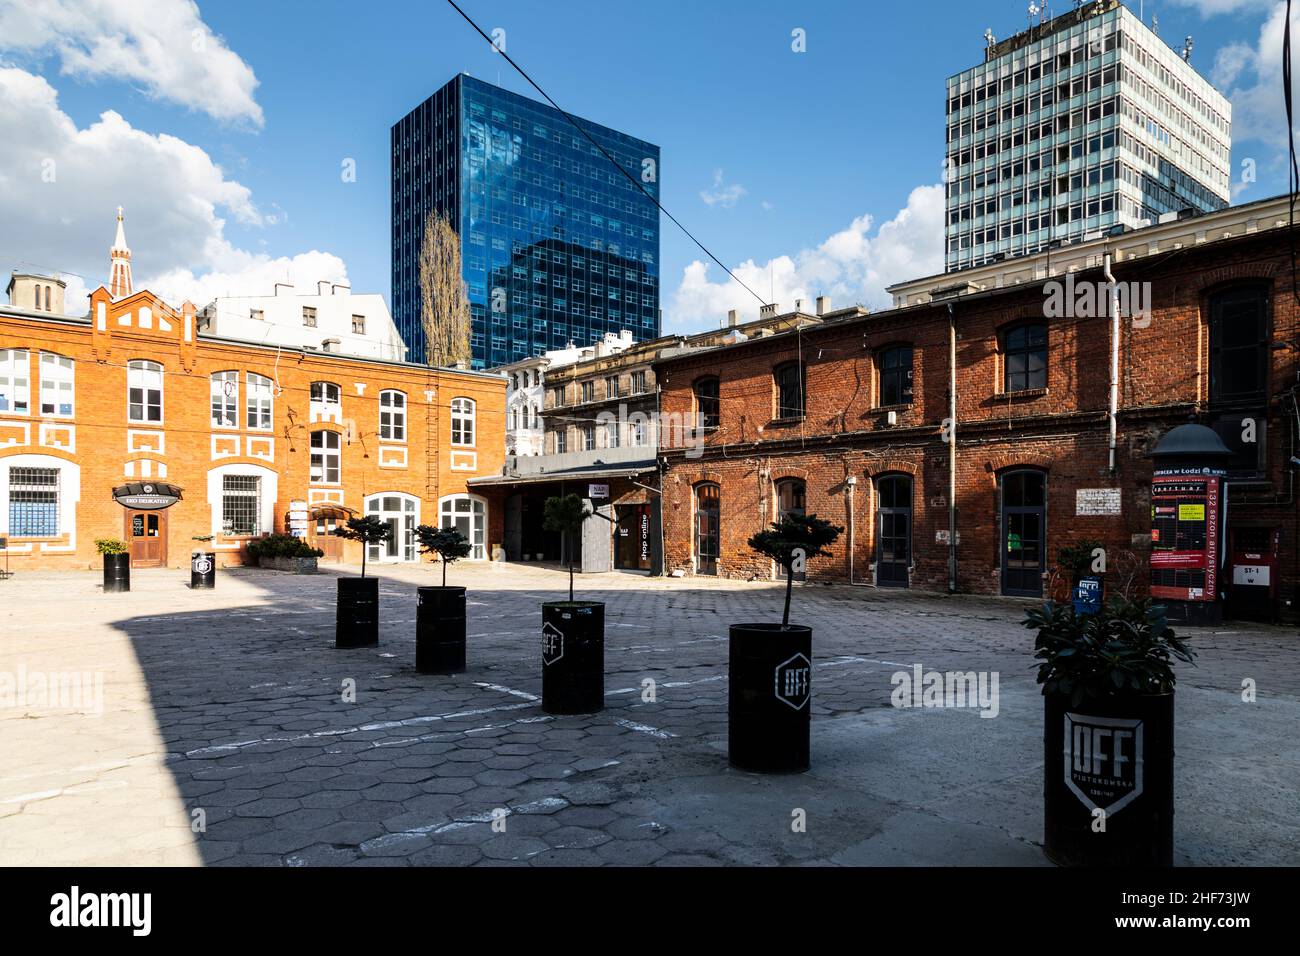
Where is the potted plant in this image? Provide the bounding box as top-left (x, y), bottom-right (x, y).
top-left (1024, 597), bottom-right (1195, 866)
top-left (538, 494), bottom-right (604, 714)
top-left (1057, 537), bottom-right (1105, 609)
top-left (731, 513), bottom-right (843, 773)
top-left (330, 516), bottom-right (391, 648)
top-left (413, 525), bottom-right (473, 674)
top-left (97, 538), bottom-right (130, 593)
top-left (246, 533), bottom-right (323, 574)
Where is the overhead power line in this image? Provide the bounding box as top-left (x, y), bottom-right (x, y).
top-left (444, 0), bottom-right (768, 308)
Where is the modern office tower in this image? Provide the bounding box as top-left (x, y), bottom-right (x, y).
top-left (391, 74), bottom-right (661, 368)
top-left (943, 0), bottom-right (1231, 273)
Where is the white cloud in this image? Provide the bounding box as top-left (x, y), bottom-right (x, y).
top-left (1209, 2), bottom-right (1299, 152)
top-left (0, 0), bottom-right (263, 126)
top-left (0, 66), bottom-right (346, 311)
top-left (699, 169), bottom-right (747, 208)
top-left (668, 184), bottom-right (945, 334)
top-left (1167, 0), bottom-right (1275, 16)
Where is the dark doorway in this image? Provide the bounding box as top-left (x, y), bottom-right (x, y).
top-left (775, 478), bottom-right (807, 581)
top-left (695, 483), bottom-right (720, 575)
top-left (1001, 469), bottom-right (1046, 597)
top-left (876, 474), bottom-right (912, 588)
top-left (615, 503), bottom-right (652, 571)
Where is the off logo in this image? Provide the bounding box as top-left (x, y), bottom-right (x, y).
top-left (541, 622), bottom-right (564, 666)
top-left (774, 653), bottom-right (811, 711)
top-left (1063, 712), bottom-right (1144, 816)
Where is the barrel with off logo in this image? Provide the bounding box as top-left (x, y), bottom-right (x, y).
top-left (540, 601), bottom-right (604, 714)
top-left (729, 623), bottom-right (812, 772)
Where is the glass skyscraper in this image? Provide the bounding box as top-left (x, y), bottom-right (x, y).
top-left (944, 0), bottom-right (1230, 273)
top-left (391, 74), bottom-right (661, 368)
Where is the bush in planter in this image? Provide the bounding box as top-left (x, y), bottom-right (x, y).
top-left (1023, 597), bottom-right (1195, 866)
top-left (95, 538), bottom-right (128, 556)
top-left (731, 514), bottom-right (843, 773)
top-left (412, 526), bottom-right (473, 674)
top-left (538, 494), bottom-right (602, 714)
top-left (330, 517), bottom-right (391, 648)
top-left (96, 538), bottom-right (130, 593)
top-left (247, 533), bottom-right (324, 563)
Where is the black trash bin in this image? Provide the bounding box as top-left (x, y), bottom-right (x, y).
top-left (541, 602), bottom-right (604, 714)
top-left (103, 553), bottom-right (131, 594)
top-left (1043, 691), bottom-right (1174, 866)
top-left (417, 586), bottom-right (466, 673)
top-left (729, 623), bottom-right (812, 773)
top-left (336, 577), bottom-right (380, 648)
top-left (190, 551), bottom-right (216, 590)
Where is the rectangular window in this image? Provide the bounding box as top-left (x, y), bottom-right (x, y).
top-left (582, 425), bottom-right (596, 450)
top-left (310, 430), bottom-right (341, 483)
top-left (581, 381), bottom-right (594, 403)
top-left (632, 370), bottom-right (648, 394)
top-left (352, 315), bottom-right (366, 335)
top-left (128, 361), bottom-right (163, 423)
top-left (380, 391), bottom-right (406, 441)
top-left (776, 364), bottom-right (805, 419)
top-left (605, 421), bottom-right (620, 448)
top-left (554, 430), bottom-right (567, 454)
top-left (303, 307), bottom-right (318, 328)
top-left (39, 353), bottom-right (74, 417)
top-left (211, 371), bottom-right (238, 428)
top-left (246, 373), bottom-right (273, 430)
top-left (605, 375), bottom-right (620, 399)
top-left (221, 475), bottom-right (262, 536)
top-left (8, 467), bottom-right (59, 536)
top-left (250, 309), bottom-right (264, 321)
top-left (0, 349), bottom-right (30, 415)
top-left (879, 346), bottom-right (914, 406)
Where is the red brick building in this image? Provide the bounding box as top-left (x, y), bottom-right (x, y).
top-left (656, 195), bottom-right (1298, 622)
top-left (0, 250), bottom-right (505, 572)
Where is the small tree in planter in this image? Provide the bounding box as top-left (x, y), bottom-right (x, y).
top-left (411, 526), bottom-right (473, 674)
top-left (728, 513), bottom-right (843, 774)
top-left (330, 516), bottom-right (391, 648)
top-left (96, 538), bottom-right (130, 593)
top-left (538, 494), bottom-right (603, 714)
top-left (1024, 597), bottom-right (1195, 866)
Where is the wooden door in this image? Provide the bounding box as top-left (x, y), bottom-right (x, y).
top-left (125, 509), bottom-right (166, 568)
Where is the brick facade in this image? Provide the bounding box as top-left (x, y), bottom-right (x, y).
top-left (656, 227), bottom-right (1300, 620)
top-left (0, 286), bottom-right (505, 570)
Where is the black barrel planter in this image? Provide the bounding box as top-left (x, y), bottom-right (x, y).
top-left (729, 624), bottom-right (813, 773)
top-left (336, 577), bottom-right (380, 648)
top-left (541, 602), bottom-right (604, 715)
top-left (190, 551), bottom-right (216, 590)
top-left (1044, 691), bottom-right (1174, 866)
top-left (417, 586), bottom-right (466, 674)
top-left (103, 553), bottom-right (131, 593)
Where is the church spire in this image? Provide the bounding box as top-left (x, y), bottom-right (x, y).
top-left (109, 206), bottom-right (133, 299)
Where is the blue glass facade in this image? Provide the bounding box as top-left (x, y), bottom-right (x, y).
top-left (391, 75), bottom-right (661, 368)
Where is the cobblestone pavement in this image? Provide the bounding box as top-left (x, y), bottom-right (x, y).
top-left (2, 562), bottom-right (1297, 866)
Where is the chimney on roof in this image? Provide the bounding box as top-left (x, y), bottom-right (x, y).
top-left (317, 280), bottom-right (332, 296)
top-left (759, 303), bottom-right (778, 319)
top-left (725, 309), bottom-right (738, 328)
top-left (321, 338), bottom-right (341, 353)
top-left (794, 298), bottom-right (805, 313)
top-left (816, 295), bottom-right (831, 316)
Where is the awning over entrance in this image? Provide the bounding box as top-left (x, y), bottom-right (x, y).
top-left (112, 482), bottom-right (183, 510)
top-left (305, 504), bottom-right (357, 520)
top-left (468, 462), bottom-right (656, 488)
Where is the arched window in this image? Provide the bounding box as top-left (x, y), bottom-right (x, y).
top-left (379, 389), bottom-right (406, 441)
top-left (695, 482), bottom-right (720, 575)
top-left (43, 285), bottom-right (51, 312)
top-left (774, 362), bottom-right (805, 419)
top-left (694, 376), bottom-right (720, 429)
top-left (1002, 323), bottom-right (1048, 392)
top-left (127, 360), bottom-right (163, 423)
top-left (246, 373), bottom-right (273, 430)
top-left (39, 353), bottom-right (74, 417)
top-left (451, 397), bottom-right (475, 446)
top-left (310, 381), bottom-right (341, 421)
top-left (878, 345), bottom-right (914, 406)
top-left (310, 430), bottom-right (341, 484)
top-left (367, 492), bottom-right (420, 563)
top-left (210, 370), bottom-right (238, 428)
top-left (439, 494), bottom-right (487, 559)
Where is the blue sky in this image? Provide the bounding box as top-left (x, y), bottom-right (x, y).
top-left (0, 0), bottom-right (1292, 333)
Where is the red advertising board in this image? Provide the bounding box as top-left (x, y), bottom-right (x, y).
top-left (1150, 470), bottom-right (1221, 603)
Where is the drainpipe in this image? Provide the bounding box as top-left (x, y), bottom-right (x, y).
top-left (1104, 252), bottom-right (1120, 474)
top-left (846, 474), bottom-right (857, 585)
top-left (947, 302), bottom-right (958, 594)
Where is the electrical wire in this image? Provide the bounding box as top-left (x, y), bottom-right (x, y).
top-left (444, 0), bottom-right (767, 308)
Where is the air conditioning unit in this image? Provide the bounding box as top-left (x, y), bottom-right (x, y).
top-left (885, 410), bottom-right (898, 427)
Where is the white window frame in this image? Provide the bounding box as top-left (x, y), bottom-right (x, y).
top-left (220, 474), bottom-right (263, 537)
top-left (210, 370), bottom-right (239, 429)
top-left (451, 397), bottom-right (476, 447)
top-left (0, 455), bottom-right (80, 554)
top-left (379, 389), bottom-right (406, 442)
top-left (127, 360), bottom-right (163, 424)
top-left (310, 381), bottom-right (341, 422)
top-left (246, 373), bottom-right (273, 431)
top-left (38, 353), bottom-right (74, 418)
top-left (0, 349), bottom-right (31, 416)
top-left (364, 492), bottom-right (420, 563)
top-left (438, 493), bottom-right (488, 560)
top-left (310, 429), bottom-right (341, 484)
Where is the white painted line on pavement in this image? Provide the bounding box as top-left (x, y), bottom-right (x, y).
top-left (614, 718), bottom-right (676, 739)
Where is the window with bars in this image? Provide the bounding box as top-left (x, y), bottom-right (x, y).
top-left (221, 475), bottom-right (261, 536)
top-left (9, 467), bottom-right (59, 536)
